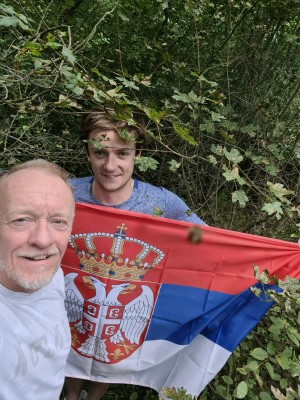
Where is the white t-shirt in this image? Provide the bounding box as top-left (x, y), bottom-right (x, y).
top-left (0, 268), bottom-right (71, 399)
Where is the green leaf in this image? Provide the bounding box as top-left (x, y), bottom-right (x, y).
top-left (266, 342), bottom-right (276, 355)
top-left (211, 144), bottom-right (224, 156)
top-left (265, 362), bottom-right (275, 379)
top-left (276, 353), bottom-right (291, 370)
top-left (259, 392), bottom-right (272, 400)
top-left (168, 159), bottom-right (181, 172)
top-left (235, 381), bottom-right (248, 399)
top-left (129, 392), bottom-right (138, 400)
top-left (211, 111), bottom-right (225, 122)
top-left (250, 347), bottom-right (269, 361)
top-left (262, 201), bottom-right (283, 219)
top-left (246, 360), bottom-right (260, 371)
top-left (153, 207), bottom-right (164, 216)
top-left (232, 190), bottom-right (249, 207)
top-left (222, 166), bottom-right (246, 185)
top-left (279, 378), bottom-right (288, 389)
top-left (173, 123), bottom-right (197, 146)
top-left (135, 156), bottom-right (159, 172)
top-left (116, 76), bottom-right (140, 90)
top-left (46, 41), bottom-right (62, 50)
top-left (208, 155), bottom-right (218, 165)
top-left (265, 163), bottom-right (280, 176)
top-left (222, 375), bottom-right (233, 385)
top-left (62, 46), bottom-right (76, 64)
top-left (224, 148), bottom-right (243, 164)
top-left (241, 124), bottom-right (257, 137)
top-left (34, 58), bottom-right (43, 69)
top-left (0, 4), bottom-right (15, 15)
top-left (0, 15), bottom-right (29, 30)
top-left (267, 182), bottom-right (293, 201)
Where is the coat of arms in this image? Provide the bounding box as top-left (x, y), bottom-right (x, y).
top-left (64, 223), bottom-right (165, 363)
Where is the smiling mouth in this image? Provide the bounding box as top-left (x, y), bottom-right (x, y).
top-left (23, 254), bottom-right (54, 261)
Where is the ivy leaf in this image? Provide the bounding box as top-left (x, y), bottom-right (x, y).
top-left (168, 159), bottom-right (181, 172)
top-left (135, 156), bottom-right (159, 172)
top-left (211, 111), bottom-right (225, 122)
top-left (208, 155), bottom-right (217, 165)
top-left (265, 163), bottom-right (280, 176)
top-left (0, 4), bottom-right (15, 14)
top-left (240, 124), bottom-right (258, 137)
top-left (62, 46), bottom-right (76, 65)
top-left (235, 381), bottom-right (248, 399)
top-left (267, 182), bottom-right (293, 201)
top-left (222, 165), bottom-right (246, 185)
top-left (173, 123), bottom-right (196, 146)
top-left (250, 347), bottom-right (269, 361)
top-left (232, 190), bottom-right (249, 207)
top-left (224, 148), bottom-right (243, 164)
top-left (0, 15), bottom-right (30, 30)
top-left (211, 144), bottom-right (224, 156)
top-left (262, 201), bottom-right (283, 219)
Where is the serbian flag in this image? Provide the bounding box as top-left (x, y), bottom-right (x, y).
top-left (62, 203), bottom-right (300, 397)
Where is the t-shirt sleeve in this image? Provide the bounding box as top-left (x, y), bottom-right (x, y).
top-left (162, 188), bottom-right (207, 225)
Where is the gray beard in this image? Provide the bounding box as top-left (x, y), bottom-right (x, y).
top-left (0, 261), bottom-right (58, 292)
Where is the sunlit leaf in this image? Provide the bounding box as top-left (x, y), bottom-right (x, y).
top-left (62, 46), bottom-right (76, 64)
top-left (232, 190), bottom-right (249, 207)
top-left (236, 381), bottom-right (248, 399)
top-left (262, 201), bottom-right (283, 219)
top-left (173, 123), bottom-right (196, 146)
top-left (250, 348), bottom-right (269, 361)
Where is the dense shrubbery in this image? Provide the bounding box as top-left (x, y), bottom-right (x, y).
top-left (0, 1), bottom-right (299, 398)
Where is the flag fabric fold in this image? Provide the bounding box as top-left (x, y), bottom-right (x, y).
top-left (62, 203), bottom-right (300, 397)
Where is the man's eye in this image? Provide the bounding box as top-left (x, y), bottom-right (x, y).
top-left (10, 217), bottom-right (33, 227)
top-left (95, 150), bottom-right (105, 156)
top-left (52, 219), bottom-right (69, 229)
top-left (118, 151), bottom-right (130, 157)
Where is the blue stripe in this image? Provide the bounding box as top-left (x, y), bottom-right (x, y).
top-left (146, 283), bottom-right (277, 352)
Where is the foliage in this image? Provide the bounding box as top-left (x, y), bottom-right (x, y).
top-left (199, 269), bottom-right (300, 400)
top-left (1, 0), bottom-right (300, 237)
top-left (0, 1), bottom-right (300, 399)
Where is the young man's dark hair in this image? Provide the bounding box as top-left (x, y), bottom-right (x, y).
top-left (79, 108), bottom-right (147, 154)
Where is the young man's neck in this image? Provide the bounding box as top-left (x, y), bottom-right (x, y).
top-left (92, 179), bottom-right (134, 206)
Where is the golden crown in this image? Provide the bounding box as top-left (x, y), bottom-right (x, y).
top-left (69, 223), bottom-right (165, 281)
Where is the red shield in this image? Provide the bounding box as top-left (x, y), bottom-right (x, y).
top-left (64, 269), bottom-right (160, 364)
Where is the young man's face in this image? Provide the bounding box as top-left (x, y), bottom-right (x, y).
top-left (87, 129), bottom-right (137, 205)
top-left (0, 169), bottom-right (74, 292)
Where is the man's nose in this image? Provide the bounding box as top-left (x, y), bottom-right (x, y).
top-left (28, 220), bottom-right (54, 248)
top-left (103, 153), bottom-right (117, 170)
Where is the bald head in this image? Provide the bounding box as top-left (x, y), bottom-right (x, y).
top-left (0, 160), bottom-right (75, 293)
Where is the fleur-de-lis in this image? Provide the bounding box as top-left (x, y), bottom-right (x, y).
top-left (110, 348), bottom-right (125, 360)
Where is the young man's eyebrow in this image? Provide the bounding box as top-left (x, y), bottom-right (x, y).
top-left (94, 146), bottom-right (135, 150)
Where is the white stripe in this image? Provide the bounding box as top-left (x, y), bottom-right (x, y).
top-left (66, 334), bottom-right (231, 396)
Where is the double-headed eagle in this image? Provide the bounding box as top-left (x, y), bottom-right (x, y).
top-left (64, 272), bottom-right (154, 362)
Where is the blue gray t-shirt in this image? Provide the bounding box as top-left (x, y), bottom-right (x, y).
top-left (71, 176), bottom-right (206, 225)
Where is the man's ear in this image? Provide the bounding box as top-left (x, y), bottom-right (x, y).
top-left (135, 149), bottom-right (142, 157)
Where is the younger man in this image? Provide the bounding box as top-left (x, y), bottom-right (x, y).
top-left (65, 109), bottom-right (206, 400)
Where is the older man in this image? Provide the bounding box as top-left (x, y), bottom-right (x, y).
top-left (0, 159), bottom-right (75, 399)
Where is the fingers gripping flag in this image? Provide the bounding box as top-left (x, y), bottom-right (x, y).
top-left (61, 203), bottom-right (300, 398)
